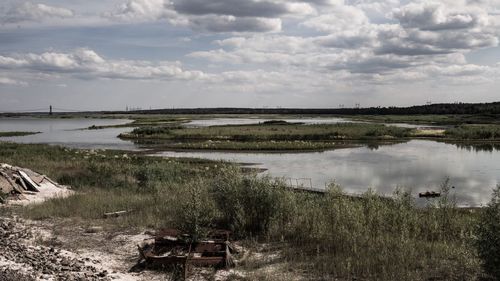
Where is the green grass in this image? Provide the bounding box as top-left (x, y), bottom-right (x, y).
top-left (0, 131), bottom-right (40, 137)
top-left (0, 142), bottom-right (489, 280)
top-left (352, 114), bottom-right (500, 125)
top-left (121, 123), bottom-right (414, 141)
top-left (119, 123), bottom-right (413, 151)
top-left (157, 140), bottom-right (363, 151)
top-left (445, 124), bottom-right (500, 140)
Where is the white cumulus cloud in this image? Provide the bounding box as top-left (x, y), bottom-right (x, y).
top-left (0, 49), bottom-right (206, 81)
top-left (2, 2), bottom-right (74, 23)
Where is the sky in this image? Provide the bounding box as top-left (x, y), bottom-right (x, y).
top-left (0, 0), bottom-right (499, 111)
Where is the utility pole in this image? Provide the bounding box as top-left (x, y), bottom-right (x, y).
top-left (49, 105), bottom-right (52, 115)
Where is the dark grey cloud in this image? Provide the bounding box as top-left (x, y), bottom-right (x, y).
top-left (316, 33), bottom-right (374, 49)
top-left (172, 0), bottom-right (289, 18)
top-left (104, 0), bottom-right (291, 32)
top-left (300, 0), bottom-right (334, 5)
top-left (375, 43), bottom-right (451, 56)
top-left (189, 16), bottom-right (281, 33)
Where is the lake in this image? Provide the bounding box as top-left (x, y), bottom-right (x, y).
top-left (1, 117), bottom-right (498, 206)
top-left (155, 140), bottom-right (500, 207)
top-left (185, 117), bottom-right (444, 129)
top-left (0, 118), bottom-right (136, 150)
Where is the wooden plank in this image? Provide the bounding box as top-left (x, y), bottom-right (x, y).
top-left (103, 210), bottom-right (130, 218)
top-left (0, 171), bottom-right (24, 194)
top-left (18, 170), bottom-right (39, 192)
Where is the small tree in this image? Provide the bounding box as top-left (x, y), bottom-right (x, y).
top-left (475, 185), bottom-right (500, 280)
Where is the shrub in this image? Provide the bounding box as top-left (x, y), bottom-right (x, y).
top-left (475, 185), bottom-right (500, 280)
top-left (173, 179), bottom-right (219, 240)
top-left (210, 167), bottom-right (287, 237)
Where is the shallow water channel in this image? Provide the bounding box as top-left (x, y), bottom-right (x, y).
top-left (1, 117), bottom-right (498, 206)
top-left (155, 140), bottom-right (500, 207)
top-left (185, 117), bottom-right (443, 129)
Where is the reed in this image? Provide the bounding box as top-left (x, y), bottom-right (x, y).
top-left (0, 142), bottom-right (486, 280)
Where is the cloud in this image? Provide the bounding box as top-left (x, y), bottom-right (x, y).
top-left (0, 77), bottom-right (27, 86)
top-left (104, 0), bottom-right (175, 22)
top-left (0, 49), bottom-right (206, 81)
top-left (105, 0), bottom-right (313, 32)
top-left (188, 15), bottom-right (282, 33)
top-left (302, 4), bottom-right (370, 32)
top-left (374, 2), bottom-right (500, 56)
top-left (171, 0), bottom-right (314, 18)
top-left (315, 30), bottom-right (376, 49)
top-left (393, 2), bottom-right (488, 31)
top-left (329, 53), bottom-right (416, 74)
top-left (171, 0), bottom-right (289, 18)
top-left (2, 2), bottom-right (74, 24)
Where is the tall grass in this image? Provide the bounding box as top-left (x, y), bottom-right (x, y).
top-left (121, 123), bottom-right (414, 141)
top-left (0, 142), bottom-right (485, 280)
top-left (0, 131), bottom-right (40, 137)
top-left (445, 125), bottom-right (500, 140)
top-left (474, 185), bottom-right (500, 280)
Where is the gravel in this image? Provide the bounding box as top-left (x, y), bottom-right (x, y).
top-left (0, 218), bottom-right (110, 281)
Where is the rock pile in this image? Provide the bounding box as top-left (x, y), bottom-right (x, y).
top-left (0, 218), bottom-right (110, 281)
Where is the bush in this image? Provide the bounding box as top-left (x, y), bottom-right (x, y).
top-left (173, 179), bottom-right (219, 240)
top-left (210, 167), bottom-right (287, 237)
top-left (475, 185), bottom-right (500, 280)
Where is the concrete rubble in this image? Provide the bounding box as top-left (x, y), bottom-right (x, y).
top-left (0, 163), bottom-right (72, 205)
top-left (0, 217), bottom-right (110, 281)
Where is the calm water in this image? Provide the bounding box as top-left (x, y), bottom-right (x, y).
top-left (0, 118), bottom-right (136, 150)
top-left (185, 117), bottom-right (444, 129)
top-left (155, 140), bottom-right (500, 207)
top-left (186, 117), bottom-right (353, 127)
top-left (1, 118), bottom-right (497, 205)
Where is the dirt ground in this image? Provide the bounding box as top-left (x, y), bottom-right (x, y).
top-left (0, 214), bottom-right (297, 281)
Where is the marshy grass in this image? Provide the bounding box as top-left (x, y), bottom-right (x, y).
top-left (354, 114), bottom-right (500, 125)
top-left (445, 124), bottom-right (500, 140)
top-left (0, 131), bottom-right (40, 137)
top-left (121, 123), bottom-right (414, 142)
top-left (0, 142), bottom-right (491, 280)
top-left (156, 140), bottom-right (363, 151)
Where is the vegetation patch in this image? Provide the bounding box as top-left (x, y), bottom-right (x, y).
top-left (354, 114), bottom-right (500, 125)
top-left (121, 123), bottom-right (414, 142)
top-left (0, 131), bottom-right (40, 137)
top-left (161, 140), bottom-right (361, 151)
top-left (445, 124), bottom-right (500, 140)
top-left (0, 142), bottom-right (495, 280)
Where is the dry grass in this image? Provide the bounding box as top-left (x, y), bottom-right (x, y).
top-left (0, 142), bottom-right (486, 280)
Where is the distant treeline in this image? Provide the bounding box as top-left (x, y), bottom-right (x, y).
top-left (112, 101), bottom-right (500, 115)
top-left (2, 101), bottom-right (500, 116)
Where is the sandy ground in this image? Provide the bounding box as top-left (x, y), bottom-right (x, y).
top-left (20, 218), bottom-right (175, 281)
top-left (0, 216), bottom-right (255, 281)
top-left (7, 180), bottom-right (73, 206)
top-left (0, 214), bottom-right (302, 281)
top-left (0, 165), bottom-right (295, 280)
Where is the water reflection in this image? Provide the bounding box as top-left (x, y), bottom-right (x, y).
top-left (1, 118), bottom-right (499, 206)
top-left (185, 117), bottom-right (353, 127)
top-left (185, 117), bottom-right (446, 129)
top-left (450, 142), bottom-right (500, 153)
top-left (155, 140), bottom-right (500, 207)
